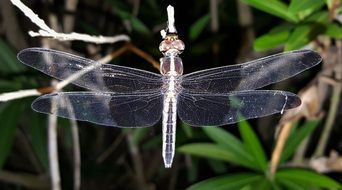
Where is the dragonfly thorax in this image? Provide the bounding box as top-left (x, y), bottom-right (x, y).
top-left (160, 54), bottom-right (183, 76)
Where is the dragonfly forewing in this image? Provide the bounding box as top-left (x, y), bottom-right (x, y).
top-left (181, 49), bottom-right (322, 93)
top-left (32, 91), bottom-right (163, 127)
top-left (18, 48), bottom-right (163, 93)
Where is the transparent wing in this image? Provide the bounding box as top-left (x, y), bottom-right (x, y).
top-left (177, 90), bottom-right (301, 126)
top-left (181, 49), bottom-right (322, 93)
top-left (18, 48), bottom-right (163, 92)
top-left (32, 92), bottom-right (163, 127)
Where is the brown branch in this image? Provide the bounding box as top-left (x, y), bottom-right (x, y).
top-left (0, 170), bottom-right (49, 189)
top-left (270, 122), bottom-right (293, 176)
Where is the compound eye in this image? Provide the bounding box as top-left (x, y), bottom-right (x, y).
top-left (171, 40), bottom-right (185, 52)
top-left (159, 40), bottom-right (172, 53)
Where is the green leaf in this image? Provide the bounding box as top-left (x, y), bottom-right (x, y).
top-left (326, 0), bottom-right (334, 10)
top-left (181, 122), bottom-right (193, 138)
top-left (276, 169), bottom-right (342, 188)
top-left (289, 0), bottom-right (325, 16)
top-left (113, 7), bottom-right (150, 34)
top-left (254, 24), bottom-right (293, 51)
top-left (29, 112), bottom-right (49, 170)
top-left (178, 143), bottom-right (258, 169)
top-left (130, 17), bottom-right (150, 35)
top-left (241, 0), bottom-right (298, 22)
top-left (250, 177), bottom-right (272, 190)
top-left (189, 14), bottom-right (210, 41)
top-left (280, 120), bottom-right (319, 163)
top-left (0, 101), bottom-right (24, 169)
top-left (132, 128), bottom-right (149, 145)
top-left (0, 38), bottom-right (25, 73)
top-left (186, 173), bottom-right (262, 190)
top-left (202, 127), bottom-right (256, 169)
top-left (285, 12), bottom-right (328, 50)
top-left (277, 177), bottom-right (309, 190)
top-left (326, 23), bottom-right (342, 39)
top-left (238, 120), bottom-right (268, 171)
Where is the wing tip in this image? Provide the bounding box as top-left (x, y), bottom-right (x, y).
top-left (284, 93), bottom-right (301, 110)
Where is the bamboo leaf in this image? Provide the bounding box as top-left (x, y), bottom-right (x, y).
top-left (189, 14), bottom-right (210, 41)
top-left (178, 143), bottom-right (259, 170)
top-left (202, 127), bottom-right (255, 169)
top-left (289, 0), bottom-right (325, 15)
top-left (241, 0), bottom-right (298, 22)
top-left (276, 169), bottom-right (342, 188)
top-left (326, 23), bottom-right (342, 39)
top-left (281, 120), bottom-right (319, 163)
top-left (0, 101), bottom-right (24, 169)
top-left (254, 24), bottom-right (293, 51)
top-left (285, 11), bottom-right (329, 50)
top-left (186, 173), bottom-right (262, 190)
top-left (238, 120), bottom-right (268, 171)
top-left (29, 112), bottom-right (49, 170)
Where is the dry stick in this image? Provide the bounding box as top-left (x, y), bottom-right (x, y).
top-left (48, 89), bottom-right (61, 190)
top-left (0, 170), bottom-right (49, 189)
top-left (127, 43), bottom-right (160, 70)
top-left (96, 133), bottom-right (125, 163)
top-left (10, 0), bottom-right (130, 44)
top-left (314, 40), bottom-right (342, 157)
top-left (62, 0), bottom-right (81, 189)
top-left (270, 122), bottom-right (294, 176)
top-left (126, 132), bottom-right (149, 190)
top-left (0, 0), bottom-right (27, 49)
top-left (210, 0), bottom-right (220, 58)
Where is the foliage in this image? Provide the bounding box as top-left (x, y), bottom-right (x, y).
top-left (179, 120), bottom-right (342, 189)
top-left (242, 0), bottom-right (342, 51)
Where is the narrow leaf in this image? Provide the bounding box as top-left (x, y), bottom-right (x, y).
top-left (186, 173), bottom-right (262, 190)
top-left (130, 17), bottom-right (150, 35)
top-left (326, 24), bottom-right (342, 39)
top-left (276, 169), bottom-right (342, 188)
top-left (254, 24), bottom-right (293, 51)
top-left (178, 143), bottom-right (259, 170)
top-left (189, 14), bottom-right (210, 41)
top-left (29, 113), bottom-right (49, 170)
top-left (289, 0), bottom-right (325, 15)
top-left (277, 177), bottom-right (309, 190)
top-left (281, 120), bottom-right (319, 163)
top-left (241, 0), bottom-right (298, 22)
top-left (181, 122), bottom-right (193, 138)
top-left (0, 101), bottom-right (24, 169)
top-left (285, 12), bottom-right (328, 51)
top-left (202, 127), bottom-right (255, 169)
top-left (0, 38), bottom-right (25, 73)
top-left (238, 120), bottom-right (268, 171)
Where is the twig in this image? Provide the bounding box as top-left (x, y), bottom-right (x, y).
top-left (48, 86), bottom-right (61, 190)
top-left (96, 133), bottom-right (125, 163)
top-left (210, 0), bottom-right (219, 33)
top-left (0, 0), bottom-right (27, 49)
top-left (127, 43), bottom-right (160, 70)
top-left (314, 40), bottom-right (342, 157)
top-left (70, 116), bottom-right (81, 190)
top-left (126, 131), bottom-right (149, 190)
top-left (270, 122), bottom-right (294, 176)
top-left (0, 89), bottom-right (41, 102)
top-left (0, 170), bottom-right (49, 189)
top-left (10, 0), bottom-right (130, 44)
top-left (63, 0), bottom-right (78, 33)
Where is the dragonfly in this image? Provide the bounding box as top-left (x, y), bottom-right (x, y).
top-left (17, 12), bottom-right (322, 169)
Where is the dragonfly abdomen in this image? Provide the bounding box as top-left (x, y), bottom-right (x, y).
top-left (162, 96), bottom-right (177, 168)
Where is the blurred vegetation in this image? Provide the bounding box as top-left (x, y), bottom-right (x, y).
top-left (0, 0), bottom-right (341, 189)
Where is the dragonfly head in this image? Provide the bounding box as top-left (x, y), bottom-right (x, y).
top-left (159, 34), bottom-right (185, 56)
